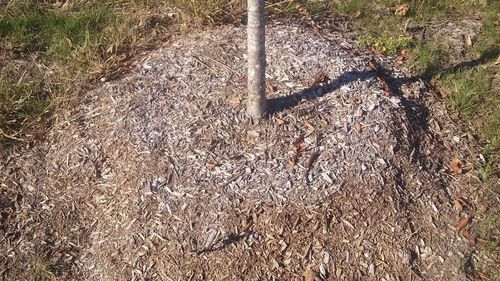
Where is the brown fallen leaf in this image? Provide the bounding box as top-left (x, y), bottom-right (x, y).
top-left (303, 267), bottom-right (316, 281)
top-left (462, 228), bottom-right (470, 239)
top-left (275, 117), bottom-right (285, 125)
top-left (454, 198), bottom-right (463, 213)
top-left (305, 151), bottom-right (320, 170)
top-left (267, 84), bottom-right (277, 93)
top-left (464, 161), bottom-right (474, 171)
top-left (228, 96), bottom-right (241, 106)
top-left (478, 204), bottom-right (488, 214)
top-left (353, 10), bottom-right (362, 18)
top-left (294, 143), bottom-right (307, 156)
top-left (395, 3), bottom-right (409, 16)
top-left (477, 237), bottom-right (491, 244)
top-left (454, 196), bottom-right (470, 213)
top-left (66, 37), bottom-right (73, 48)
top-left (311, 71), bottom-right (330, 86)
top-left (304, 121), bottom-right (315, 132)
top-left (205, 162), bottom-right (218, 169)
top-left (456, 216), bottom-right (471, 231)
top-left (292, 134), bottom-right (305, 148)
top-left (450, 159), bottom-right (474, 174)
top-left (291, 135), bottom-right (307, 157)
top-left (354, 122), bottom-right (362, 133)
top-left (356, 108), bottom-right (364, 117)
top-left (375, 258), bottom-right (387, 266)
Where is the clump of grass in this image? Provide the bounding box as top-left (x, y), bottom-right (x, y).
top-left (409, 42), bottom-right (449, 78)
top-left (32, 259), bottom-right (57, 281)
top-left (358, 35), bottom-right (413, 54)
top-left (333, 0), bottom-right (370, 17)
top-left (165, 0), bottom-right (244, 23)
top-left (439, 67), bottom-right (494, 117)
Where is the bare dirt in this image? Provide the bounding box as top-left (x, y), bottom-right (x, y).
top-left (0, 20), bottom-right (493, 280)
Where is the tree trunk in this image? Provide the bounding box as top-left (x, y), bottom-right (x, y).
top-left (247, 0), bottom-right (266, 118)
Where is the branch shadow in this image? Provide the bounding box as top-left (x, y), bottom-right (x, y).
top-left (269, 46), bottom-right (498, 115)
top-left (195, 231), bottom-right (253, 254)
top-left (268, 70), bottom-right (376, 114)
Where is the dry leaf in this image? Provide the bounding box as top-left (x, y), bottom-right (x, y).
top-left (478, 204), bottom-right (488, 214)
top-left (228, 96), bottom-right (241, 106)
top-left (292, 135), bottom-right (305, 148)
top-left (454, 198), bottom-right (463, 213)
top-left (353, 10), bottom-right (362, 18)
top-left (267, 84), bottom-right (277, 93)
top-left (450, 159), bottom-right (474, 174)
top-left (305, 151), bottom-right (319, 169)
top-left (465, 161), bottom-right (474, 171)
top-left (303, 267), bottom-right (316, 281)
top-left (375, 258), bottom-right (387, 266)
top-left (356, 108), bottom-right (364, 117)
top-left (66, 37), bottom-right (73, 48)
top-left (354, 122), bottom-right (362, 133)
top-left (311, 71), bottom-right (330, 86)
top-left (369, 60), bottom-right (378, 71)
top-left (294, 143), bottom-right (307, 156)
top-left (304, 121), bottom-right (315, 132)
top-left (456, 216), bottom-right (471, 231)
top-left (205, 162), bottom-right (217, 169)
top-left (275, 117), bottom-right (285, 125)
top-left (477, 237), bottom-right (490, 244)
top-left (395, 3), bottom-right (409, 16)
top-left (462, 228), bottom-right (470, 238)
top-left (454, 196), bottom-right (470, 213)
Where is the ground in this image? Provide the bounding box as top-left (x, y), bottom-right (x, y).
top-left (0, 19), bottom-right (497, 281)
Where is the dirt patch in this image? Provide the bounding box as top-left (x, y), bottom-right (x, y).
top-left (0, 21), bottom-right (485, 280)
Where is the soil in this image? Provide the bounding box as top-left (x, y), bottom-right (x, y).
top-left (0, 20), bottom-right (495, 280)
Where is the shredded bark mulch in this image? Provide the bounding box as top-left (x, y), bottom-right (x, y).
top-left (0, 21), bottom-right (488, 280)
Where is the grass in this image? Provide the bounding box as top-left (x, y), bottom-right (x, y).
top-left (0, 0), bottom-right (498, 279)
top-left (0, 0), bottom-right (174, 148)
top-left (439, 67), bottom-right (495, 118)
top-left (358, 35), bottom-right (414, 55)
top-left (0, 2), bottom-right (112, 59)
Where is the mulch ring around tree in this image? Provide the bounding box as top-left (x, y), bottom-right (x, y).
top-left (1, 21), bottom-right (487, 280)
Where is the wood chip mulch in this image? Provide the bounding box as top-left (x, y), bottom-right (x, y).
top-left (0, 21), bottom-right (487, 280)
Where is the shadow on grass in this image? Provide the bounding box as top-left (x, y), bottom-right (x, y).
top-left (424, 47), bottom-right (500, 79)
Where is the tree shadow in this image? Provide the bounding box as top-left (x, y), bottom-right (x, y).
top-left (268, 70), bottom-right (376, 113)
top-left (421, 47), bottom-right (500, 80)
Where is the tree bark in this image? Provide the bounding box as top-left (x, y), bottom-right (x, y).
top-left (247, 0), bottom-right (266, 118)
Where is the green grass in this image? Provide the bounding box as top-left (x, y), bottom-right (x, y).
top-left (0, 0), bottom-right (173, 148)
top-left (409, 42), bottom-right (449, 78)
top-left (439, 67), bottom-right (495, 117)
top-left (359, 35), bottom-right (414, 54)
top-left (0, 2), bottom-right (113, 59)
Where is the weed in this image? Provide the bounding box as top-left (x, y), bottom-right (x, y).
top-left (32, 259), bottom-right (56, 281)
top-left (358, 35), bottom-right (413, 54)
